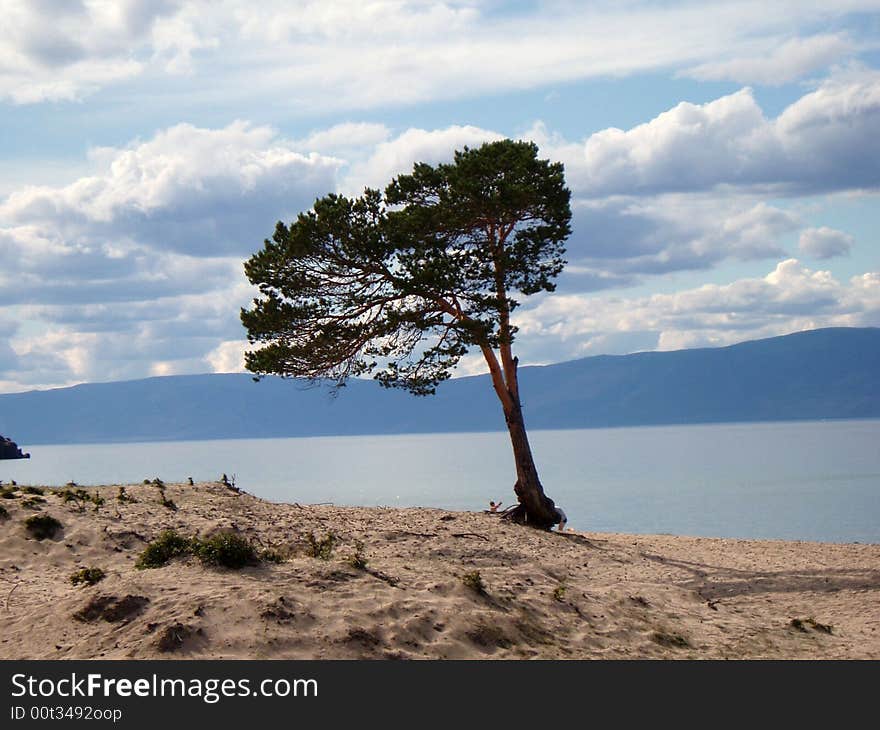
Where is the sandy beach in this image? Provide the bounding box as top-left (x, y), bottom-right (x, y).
top-left (1, 480), bottom-right (878, 659)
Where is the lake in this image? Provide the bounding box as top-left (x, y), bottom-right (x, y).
top-left (2, 419), bottom-right (878, 543)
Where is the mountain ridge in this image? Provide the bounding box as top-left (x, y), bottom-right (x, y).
top-left (1, 327), bottom-right (878, 446)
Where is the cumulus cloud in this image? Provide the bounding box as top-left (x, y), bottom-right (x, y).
top-left (512, 259), bottom-right (880, 363)
top-left (683, 34), bottom-right (854, 85)
top-left (798, 227), bottom-right (854, 259)
top-left (1, 122), bottom-right (341, 257)
top-left (566, 196), bottom-right (796, 280)
top-left (340, 125), bottom-right (504, 195)
top-left (556, 73), bottom-right (880, 197)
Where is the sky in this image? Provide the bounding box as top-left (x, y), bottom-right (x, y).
top-left (1, 0), bottom-right (879, 393)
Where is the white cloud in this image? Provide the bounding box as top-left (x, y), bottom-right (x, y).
top-left (683, 34), bottom-right (855, 85)
top-left (512, 259), bottom-right (880, 363)
top-left (206, 339), bottom-right (249, 373)
top-left (0, 0), bottom-right (183, 103)
top-left (560, 72), bottom-right (880, 197)
top-left (798, 226), bottom-right (854, 259)
top-left (4, 1), bottom-right (876, 108)
top-left (341, 125), bottom-right (504, 195)
top-left (1, 121), bottom-right (341, 256)
top-left (567, 196), bottom-right (797, 279)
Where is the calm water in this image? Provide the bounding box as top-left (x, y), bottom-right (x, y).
top-left (3, 420), bottom-right (879, 543)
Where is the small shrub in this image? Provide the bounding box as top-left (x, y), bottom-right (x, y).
top-left (91, 493), bottom-right (105, 510)
top-left (70, 567), bottom-right (106, 586)
top-left (461, 570), bottom-right (486, 594)
top-left (0, 504), bottom-right (8, 520)
top-left (135, 530), bottom-right (195, 569)
top-left (260, 549), bottom-right (285, 564)
top-left (195, 532), bottom-right (259, 569)
top-left (116, 486), bottom-right (137, 504)
top-left (56, 487), bottom-right (91, 511)
top-left (790, 617), bottom-right (833, 634)
top-left (0, 487), bottom-right (17, 499)
top-left (306, 532), bottom-right (336, 560)
top-left (21, 486), bottom-right (44, 495)
top-left (151, 478), bottom-right (165, 488)
top-left (143, 479), bottom-right (151, 485)
top-left (21, 496), bottom-right (46, 510)
top-left (651, 630), bottom-right (691, 649)
top-left (552, 582), bottom-right (567, 602)
top-left (349, 540), bottom-right (368, 570)
top-left (24, 514), bottom-right (63, 540)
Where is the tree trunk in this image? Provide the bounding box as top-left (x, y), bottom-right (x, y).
top-left (501, 399), bottom-right (559, 528)
top-left (478, 342), bottom-right (559, 529)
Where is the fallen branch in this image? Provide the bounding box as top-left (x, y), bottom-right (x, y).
top-left (452, 532), bottom-right (489, 541)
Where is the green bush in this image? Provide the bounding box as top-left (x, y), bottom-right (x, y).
top-left (461, 570), bottom-right (486, 594)
top-left (306, 532), bottom-right (336, 560)
top-left (0, 487), bottom-right (17, 499)
top-left (116, 486), bottom-right (137, 504)
top-left (135, 530), bottom-right (195, 569)
top-left (349, 540), bottom-right (368, 570)
top-left (21, 486), bottom-right (44, 495)
top-left (24, 514), bottom-right (63, 540)
top-left (195, 532), bottom-right (259, 569)
top-left (70, 567), bottom-right (106, 586)
top-left (21, 496), bottom-right (46, 510)
top-left (136, 529), bottom-right (268, 570)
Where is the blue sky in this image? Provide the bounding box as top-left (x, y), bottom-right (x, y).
top-left (0, 0), bottom-right (879, 392)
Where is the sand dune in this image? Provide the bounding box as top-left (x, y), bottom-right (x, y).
top-left (1, 481), bottom-right (877, 659)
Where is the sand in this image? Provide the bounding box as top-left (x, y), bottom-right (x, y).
top-left (0, 481), bottom-right (877, 659)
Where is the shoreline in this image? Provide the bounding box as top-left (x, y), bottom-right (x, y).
top-left (1, 481), bottom-right (878, 659)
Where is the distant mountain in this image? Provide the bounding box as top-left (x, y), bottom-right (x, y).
top-left (1, 327), bottom-right (878, 446)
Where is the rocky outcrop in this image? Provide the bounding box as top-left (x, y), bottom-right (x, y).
top-left (0, 435), bottom-right (29, 460)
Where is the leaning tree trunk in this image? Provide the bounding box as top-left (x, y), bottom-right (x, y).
top-left (501, 398), bottom-right (559, 529)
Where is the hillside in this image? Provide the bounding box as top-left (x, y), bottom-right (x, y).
top-left (0, 327), bottom-right (878, 445)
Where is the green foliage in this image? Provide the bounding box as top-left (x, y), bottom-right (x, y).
top-left (306, 532), bottom-right (336, 560)
top-left (20, 496), bottom-right (46, 510)
top-left (552, 582), bottom-right (567, 602)
top-left (116, 486), bottom-right (137, 504)
top-left (241, 139), bottom-right (571, 395)
top-left (135, 530), bottom-right (195, 569)
top-left (136, 530), bottom-right (265, 570)
top-left (24, 514), bottom-right (62, 540)
top-left (194, 532), bottom-right (259, 569)
top-left (54, 487), bottom-right (102, 512)
top-left (0, 487), bottom-right (18, 499)
top-left (70, 567), bottom-right (105, 586)
top-left (651, 630), bottom-right (691, 649)
top-left (461, 570), bottom-right (486, 594)
top-left (21, 486), bottom-right (44, 495)
top-left (348, 540), bottom-right (368, 570)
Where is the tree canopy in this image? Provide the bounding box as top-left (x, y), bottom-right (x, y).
top-left (242, 139), bottom-right (570, 395)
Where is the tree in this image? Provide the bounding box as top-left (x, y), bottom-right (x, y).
top-left (241, 139), bottom-right (572, 528)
